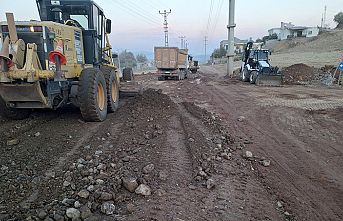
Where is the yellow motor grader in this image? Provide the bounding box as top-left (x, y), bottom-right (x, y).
top-left (0, 0), bottom-right (138, 121)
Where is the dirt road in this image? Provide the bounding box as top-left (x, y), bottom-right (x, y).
top-left (1, 65), bottom-right (342, 221)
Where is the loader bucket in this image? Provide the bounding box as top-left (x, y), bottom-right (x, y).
top-left (256, 74), bottom-right (283, 87)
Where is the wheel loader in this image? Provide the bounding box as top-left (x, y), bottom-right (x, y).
top-left (0, 0), bottom-right (140, 122)
top-left (240, 42), bottom-right (282, 86)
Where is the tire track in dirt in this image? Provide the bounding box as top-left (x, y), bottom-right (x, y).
top-left (202, 81), bottom-right (343, 220)
top-left (178, 102), bottom-right (281, 221)
top-left (145, 114), bottom-right (206, 221)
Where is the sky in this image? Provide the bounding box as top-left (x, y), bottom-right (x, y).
top-left (0, 0), bottom-right (341, 59)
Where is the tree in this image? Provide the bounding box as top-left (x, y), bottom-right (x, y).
top-left (334, 12), bottom-right (343, 29)
top-left (211, 46), bottom-right (227, 59)
top-left (136, 54), bottom-right (148, 63)
top-left (119, 50), bottom-right (137, 68)
top-left (255, 38), bottom-right (263, 43)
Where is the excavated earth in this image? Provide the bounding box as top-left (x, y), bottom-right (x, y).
top-left (1, 65), bottom-right (343, 221)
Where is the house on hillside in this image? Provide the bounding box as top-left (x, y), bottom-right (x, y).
top-left (220, 38), bottom-right (262, 54)
top-left (268, 22), bottom-right (320, 40)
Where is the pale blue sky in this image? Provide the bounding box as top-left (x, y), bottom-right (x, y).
top-left (0, 0), bottom-right (341, 57)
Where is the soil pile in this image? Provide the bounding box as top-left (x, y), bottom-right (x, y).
top-left (282, 63), bottom-right (316, 85)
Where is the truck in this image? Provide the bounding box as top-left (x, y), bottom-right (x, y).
top-left (188, 55), bottom-right (199, 73)
top-left (0, 0), bottom-right (140, 122)
top-left (154, 47), bottom-right (188, 81)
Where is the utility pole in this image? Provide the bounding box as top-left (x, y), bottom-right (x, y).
top-left (159, 9), bottom-right (172, 47)
top-left (226, 0), bottom-right (236, 77)
top-left (204, 36), bottom-right (208, 64)
top-left (179, 36), bottom-right (186, 48)
top-left (323, 5), bottom-right (327, 29)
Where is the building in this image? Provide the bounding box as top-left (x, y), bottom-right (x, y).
top-left (268, 22), bottom-right (320, 40)
top-left (221, 38), bottom-right (259, 55)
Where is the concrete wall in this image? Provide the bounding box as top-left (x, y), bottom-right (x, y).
top-left (304, 27), bottom-right (320, 38)
top-left (279, 29), bottom-right (292, 40)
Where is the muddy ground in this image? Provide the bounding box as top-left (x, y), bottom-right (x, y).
top-left (1, 65), bottom-right (343, 221)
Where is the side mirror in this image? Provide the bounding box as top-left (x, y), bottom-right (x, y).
top-left (106, 19), bottom-right (112, 34)
top-left (269, 51), bottom-right (272, 56)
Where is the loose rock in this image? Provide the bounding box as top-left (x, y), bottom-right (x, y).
top-left (100, 202), bottom-right (115, 215)
top-left (238, 116), bottom-right (245, 122)
top-left (99, 192), bottom-right (113, 201)
top-left (7, 139), bottom-right (19, 146)
top-left (206, 179), bottom-right (215, 189)
top-left (127, 203), bottom-right (135, 213)
top-left (37, 210), bottom-right (47, 219)
top-left (143, 164), bottom-right (155, 174)
top-left (262, 159), bottom-right (271, 167)
top-left (135, 184), bottom-right (152, 196)
top-left (78, 190), bottom-right (90, 199)
top-left (122, 177), bottom-right (138, 193)
top-left (244, 151), bottom-right (253, 158)
top-left (80, 206), bottom-right (92, 219)
top-left (66, 208), bottom-right (81, 219)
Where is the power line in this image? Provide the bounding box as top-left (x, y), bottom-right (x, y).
top-left (209, 0), bottom-right (225, 39)
top-left (111, 0), bottom-right (160, 26)
top-left (205, 0), bottom-right (214, 35)
top-left (159, 9), bottom-right (172, 47)
top-left (125, 0), bottom-right (162, 23)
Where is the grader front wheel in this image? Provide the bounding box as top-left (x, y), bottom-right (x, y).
top-left (101, 67), bottom-right (119, 113)
top-left (78, 68), bottom-right (108, 122)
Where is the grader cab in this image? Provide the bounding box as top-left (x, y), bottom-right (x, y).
top-left (0, 0), bottom-right (137, 121)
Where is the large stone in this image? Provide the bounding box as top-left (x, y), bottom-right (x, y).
top-left (100, 202), bottom-right (115, 215)
top-left (135, 184), bottom-right (151, 196)
top-left (66, 208), bottom-right (81, 219)
top-left (142, 164), bottom-right (155, 174)
top-left (78, 190), bottom-right (90, 199)
top-left (122, 177), bottom-right (138, 193)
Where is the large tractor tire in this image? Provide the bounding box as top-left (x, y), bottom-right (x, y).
top-left (101, 67), bottom-right (120, 113)
top-left (78, 68), bottom-right (108, 122)
top-left (249, 71), bottom-right (258, 84)
top-left (123, 68), bottom-right (134, 81)
top-left (0, 97), bottom-right (31, 120)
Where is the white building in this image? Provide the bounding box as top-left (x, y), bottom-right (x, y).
top-left (268, 22), bottom-right (320, 40)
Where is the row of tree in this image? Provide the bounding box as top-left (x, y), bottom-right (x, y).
top-left (118, 50), bottom-right (149, 69)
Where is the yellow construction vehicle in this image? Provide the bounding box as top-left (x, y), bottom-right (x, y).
top-left (0, 0), bottom-right (137, 121)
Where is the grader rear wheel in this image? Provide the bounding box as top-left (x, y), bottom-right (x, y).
top-left (78, 68), bottom-right (108, 122)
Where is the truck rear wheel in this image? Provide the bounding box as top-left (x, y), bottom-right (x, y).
top-left (0, 97), bottom-right (31, 120)
top-left (78, 68), bottom-right (108, 122)
top-left (101, 67), bottom-right (119, 113)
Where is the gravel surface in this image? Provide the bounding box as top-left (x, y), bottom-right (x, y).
top-left (0, 65), bottom-right (342, 221)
